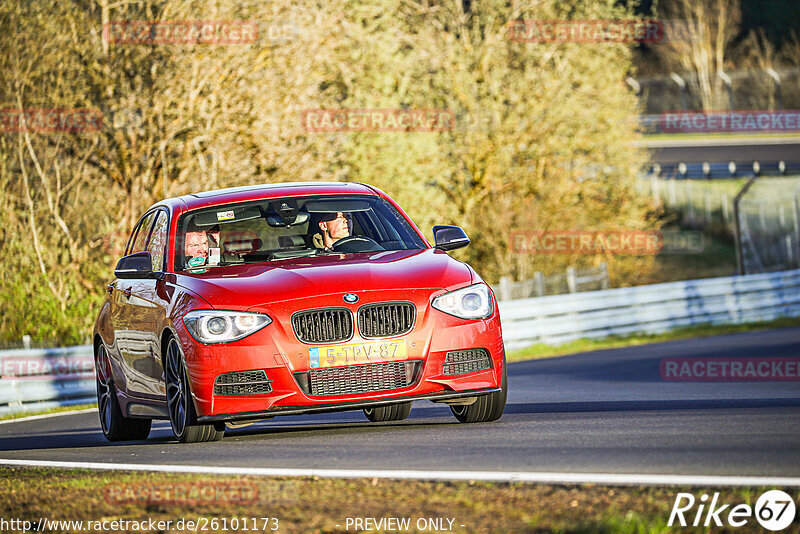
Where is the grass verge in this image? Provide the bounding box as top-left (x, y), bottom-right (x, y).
top-left (0, 403), bottom-right (97, 422)
top-left (1, 467), bottom-right (797, 533)
top-left (507, 316), bottom-right (800, 363)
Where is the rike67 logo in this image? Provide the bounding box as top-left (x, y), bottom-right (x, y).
top-left (669, 490), bottom-right (796, 531)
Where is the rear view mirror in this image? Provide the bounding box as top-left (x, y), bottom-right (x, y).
top-left (433, 225), bottom-right (470, 251)
top-left (115, 251), bottom-right (162, 279)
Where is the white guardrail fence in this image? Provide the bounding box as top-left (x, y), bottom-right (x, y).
top-left (499, 268), bottom-right (800, 349)
top-left (1, 268), bottom-right (799, 414)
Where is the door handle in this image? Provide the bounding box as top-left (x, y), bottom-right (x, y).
top-left (106, 284), bottom-right (114, 296)
top-left (122, 287), bottom-right (132, 298)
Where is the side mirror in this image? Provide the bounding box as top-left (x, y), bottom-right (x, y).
top-left (115, 251), bottom-right (161, 280)
top-left (433, 225), bottom-right (470, 251)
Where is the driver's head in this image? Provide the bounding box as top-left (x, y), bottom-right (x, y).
top-left (318, 212), bottom-right (351, 248)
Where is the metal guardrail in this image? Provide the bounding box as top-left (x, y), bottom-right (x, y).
top-left (0, 345), bottom-right (95, 415)
top-left (1, 269), bottom-right (800, 413)
top-left (491, 263), bottom-right (609, 301)
top-left (499, 268), bottom-right (800, 349)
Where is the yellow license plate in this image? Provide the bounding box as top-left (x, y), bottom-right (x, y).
top-left (309, 339), bottom-right (407, 369)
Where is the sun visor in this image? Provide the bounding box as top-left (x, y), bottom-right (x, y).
top-left (304, 200), bottom-right (371, 213)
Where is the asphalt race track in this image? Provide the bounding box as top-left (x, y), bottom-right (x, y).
top-left (1, 328), bottom-right (799, 480)
top-left (640, 137), bottom-right (800, 165)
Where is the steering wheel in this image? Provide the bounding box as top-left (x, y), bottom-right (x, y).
top-left (331, 235), bottom-right (385, 253)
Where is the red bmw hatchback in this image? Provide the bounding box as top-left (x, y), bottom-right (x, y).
top-left (93, 182), bottom-right (506, 442)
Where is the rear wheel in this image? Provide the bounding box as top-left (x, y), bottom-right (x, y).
top-left (165, 337), bottom-right (224, 443)
top-left (363, 402), bottom-right (412, 422)
top-left (96, 344), bottom-right (151, 441)
top-left (450, 352), bottom-right (507, 424)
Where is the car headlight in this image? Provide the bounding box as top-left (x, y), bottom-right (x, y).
top-left (183, 310), bottom-right (271, 344)
top-left (432, 283), bottom-right (493, 320)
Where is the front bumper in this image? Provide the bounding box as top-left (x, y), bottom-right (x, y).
top-left (176, 288), bottom-right (505, 420)
top-left (197, 387), bottom-right (502, 423)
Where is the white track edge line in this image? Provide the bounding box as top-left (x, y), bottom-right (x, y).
top-left (0, 408), bottom-right (97, 425)
top-left (0, 459), bottom-right (798, 487)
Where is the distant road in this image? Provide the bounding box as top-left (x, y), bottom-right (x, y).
top-left (634, 136), bottom-right (800, 165)
top-left (1, 328), bottom-right (799, 483)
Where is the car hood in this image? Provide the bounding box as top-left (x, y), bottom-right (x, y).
top-left (171, 248), bottom-right (472, 309)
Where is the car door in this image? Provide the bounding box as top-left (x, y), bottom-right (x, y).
top-left (122, 209), bottom-right (172, 399)
top-left (114, 210), bottom-right (158, 397)
top-left (136, 209), bottom-right (171, 399)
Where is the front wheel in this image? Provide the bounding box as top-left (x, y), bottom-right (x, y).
top-left (165, 337), bottom-right (224, 443)
top-left (96, 344), bottom-right (151, 441)
top-left (364, 402), bottom-right (412, 422)
top-left (450, 353), bottom-right (507, 424)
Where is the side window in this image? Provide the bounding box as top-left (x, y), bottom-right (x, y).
top-left (128, 212), bottom-right (157, 255)
top-left (146, 211), bottom-right (169, 271)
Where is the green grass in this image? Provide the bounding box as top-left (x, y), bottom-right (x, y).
top-left (0, 403), bottom-right (97, 422)
top-left (1, 468), bottom-right (796, 533)
top-left (651, 231), bottom-right (736, 283)
top-left (507, 316), bottom-right (800, 362)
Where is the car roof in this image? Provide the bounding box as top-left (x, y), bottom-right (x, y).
top-left (151, 182), bottom-right (380, 212)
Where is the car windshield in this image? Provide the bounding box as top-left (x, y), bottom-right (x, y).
top-left (175, 194), bottom-right (427, 271)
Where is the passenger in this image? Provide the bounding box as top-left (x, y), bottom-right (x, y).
top-left (184, 225), bottom-right (209, 267)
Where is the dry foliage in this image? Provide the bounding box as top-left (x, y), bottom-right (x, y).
top-left (0, 0), bottom-right (659, 344)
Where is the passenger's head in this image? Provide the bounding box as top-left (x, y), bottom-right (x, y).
top-left (184, 227), bottom-right (209, 259)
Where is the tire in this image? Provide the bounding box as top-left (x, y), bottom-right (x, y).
top-left (165, 337), bottom-right (224, 443)
top-left (96, 344), bottom-right (151, 441)
top-left (363, 401), bottom-right (412, 422)
top-left (450, 352), bottom-right (507, 424)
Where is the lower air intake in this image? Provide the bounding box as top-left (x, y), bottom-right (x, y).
top-left (442, 349), bottom-right (491, 376)
top-left (295, 361), bottom-right (420, 396)
top-left (214, 370), bottom-right (273, 395)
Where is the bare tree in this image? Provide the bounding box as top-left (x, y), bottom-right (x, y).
top-left (655, 0), bottom-right (741, 110)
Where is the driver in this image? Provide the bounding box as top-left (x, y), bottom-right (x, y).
top-left (313, 211), bottom-right (352, 250)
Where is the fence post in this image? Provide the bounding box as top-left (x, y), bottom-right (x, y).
top-left (599, 262), bottom-right (610, 289)
top-left (651, 174), bottom-right (659, 203)
top-left (668, 178), bottom-right (677, 206)
top-left (566, 267), bottom-right (577, 293)
top-left (498, 276), bottom-right (512, 302)
top-left (534, 272), bottom-right (545, 297)
top-left (794, 195), bottom-right (800, 268)
top-left (721, 193), bottom-right (730, 223)
top-left (686, 182), bottom-right (695, 223)
top-left (787, 235), bottom-right (794, 268)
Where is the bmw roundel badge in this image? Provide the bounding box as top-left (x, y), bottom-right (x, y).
top-left (343, 293), bottom-right (359, 303)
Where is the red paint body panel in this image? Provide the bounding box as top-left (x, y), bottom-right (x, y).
top-left (93, 182), bottom-right (504, 422)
